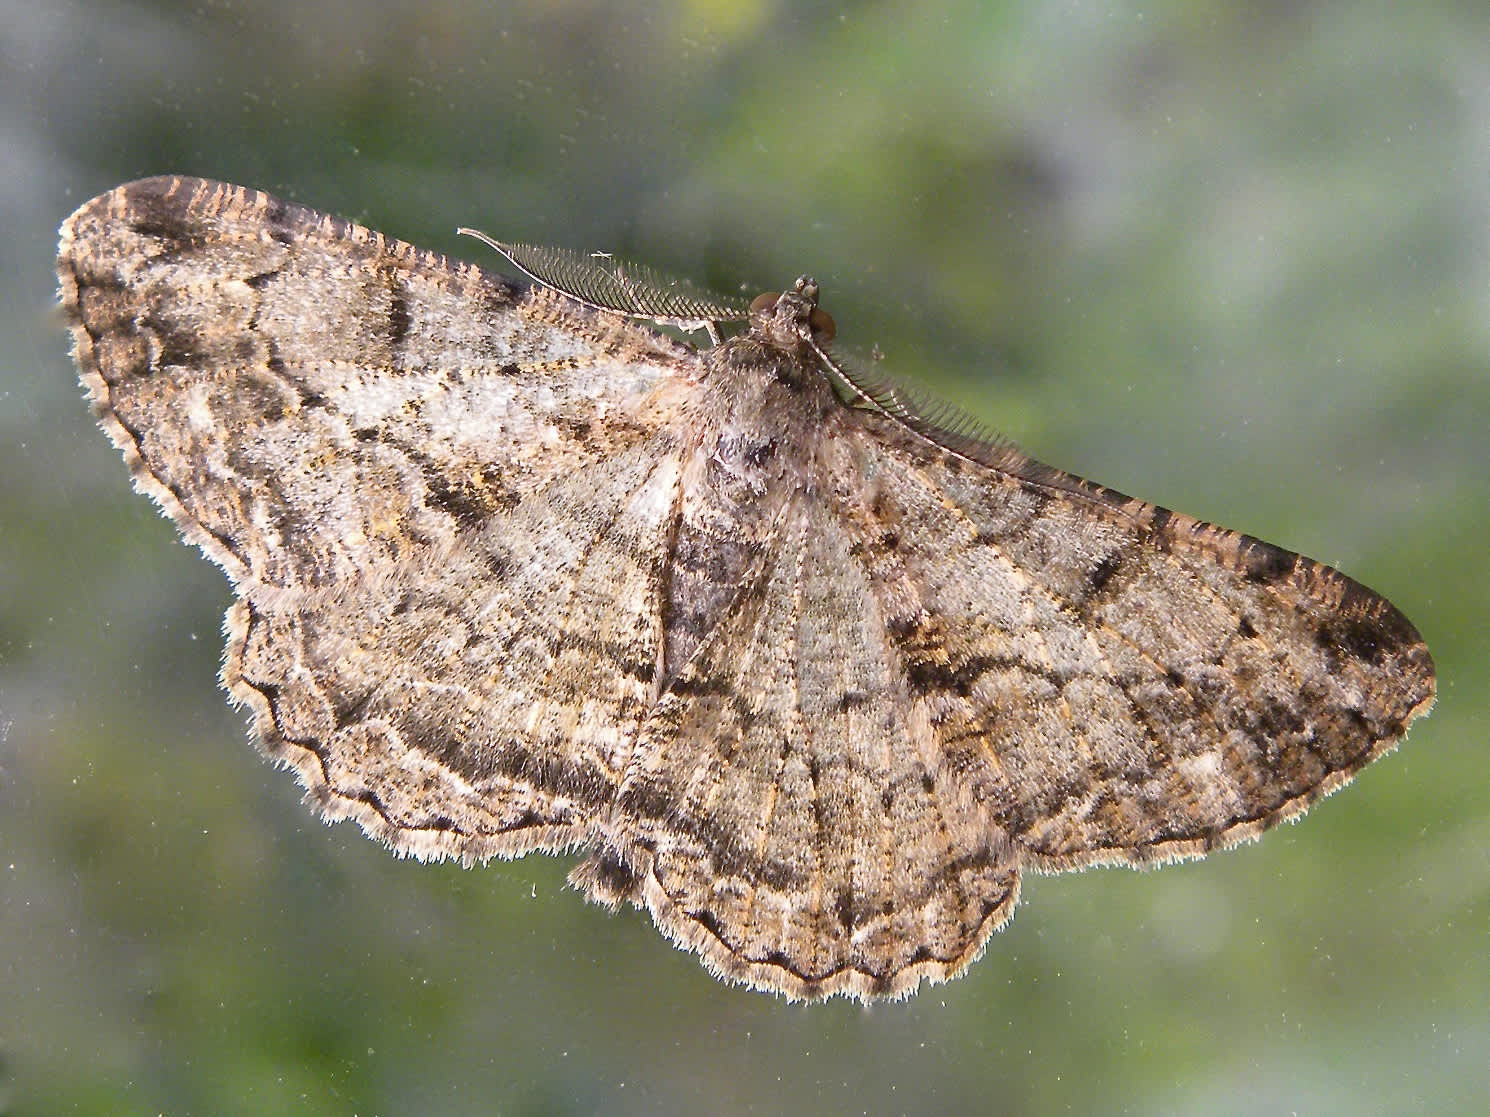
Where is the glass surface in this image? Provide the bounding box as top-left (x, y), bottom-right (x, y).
top-left (3, 2), bottom-right (1485, 1113)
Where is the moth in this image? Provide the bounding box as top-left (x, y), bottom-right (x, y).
top-left (58, 177), bottom-right (1434, 1001)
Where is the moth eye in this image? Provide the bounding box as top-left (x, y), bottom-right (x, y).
top-left (809, 306), bottom-right (836, 342)
top-left (749, 291), bottom-right (781, 315)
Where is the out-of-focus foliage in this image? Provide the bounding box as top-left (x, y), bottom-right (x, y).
top-left (3, 2), bottom-right (1485, 1113)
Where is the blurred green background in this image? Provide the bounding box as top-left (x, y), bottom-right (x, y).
top-left (3, 1), bottom-right (1486, 1113)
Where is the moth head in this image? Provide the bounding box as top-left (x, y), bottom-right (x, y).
top-left (748, 276), bottom-right (837, 353)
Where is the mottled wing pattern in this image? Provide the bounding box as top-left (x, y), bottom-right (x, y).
top-left (839, 417), bottom-right (1436, 868)
top-left (578, 376), bottom-right (1434, 1001)
top-left (606, 490), bottom-right (1021, 1000)
top-left (60, 180), bottom-right (1436, 1003)
top-left (59, 176), bottom-right (701, 861)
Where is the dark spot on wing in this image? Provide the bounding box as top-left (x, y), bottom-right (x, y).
top-left (1241, 537), bottom-right (1296, 584)
top-left (262, 194), bottom-right (296, 247)
top-left (387, 281), bottom-right (413, 347)
top-left (1085, 551), bottom-right (1122, 598)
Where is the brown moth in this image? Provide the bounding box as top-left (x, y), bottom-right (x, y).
top-left (58, 177), bottom-right (1434, 1001)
